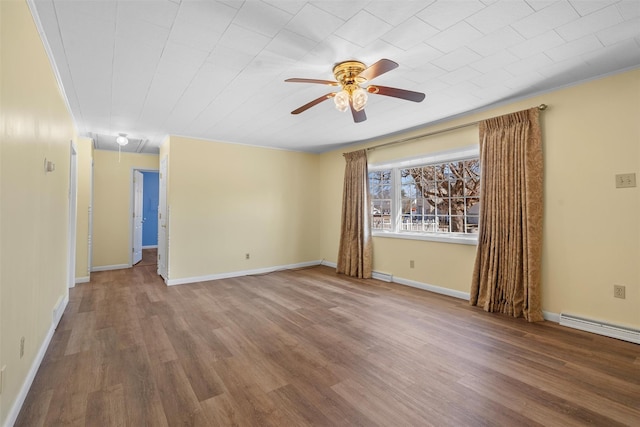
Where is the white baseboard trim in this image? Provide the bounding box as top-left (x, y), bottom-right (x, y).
top-left (543, 310), bottom-right (560, 323)
top-left (91, 263), bottom-right (129, 272)
top-left (142, 245), bottom-right (158, 249)
top-left (319, 261), bottom-right (467, 300)
top-left (320, 260), bottom-right (337, 268)
top-left (166, 260), bottom-right (324, 286)
top-left (4, 292), bottom-right (69, 427)
top-left (75, 276), bottom-right (90, 284)
top-left (392, 276), bottom-right (470, 300)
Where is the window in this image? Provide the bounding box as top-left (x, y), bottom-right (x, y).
top-left (368, 146), bottom-right (480, 244)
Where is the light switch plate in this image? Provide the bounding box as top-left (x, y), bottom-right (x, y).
top-left (615, 173), bottom-right (636, 188)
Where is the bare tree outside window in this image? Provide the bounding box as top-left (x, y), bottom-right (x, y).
top-left (402, 160), bottom-right (480, 233)
top-left (369, 157), bottom-right (480, 235)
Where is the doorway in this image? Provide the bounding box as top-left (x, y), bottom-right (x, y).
top-left (130, 168), bottom-right (159, 267)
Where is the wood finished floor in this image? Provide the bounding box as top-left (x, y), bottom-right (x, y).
top-left (16, 263), bottom-right (640, 426)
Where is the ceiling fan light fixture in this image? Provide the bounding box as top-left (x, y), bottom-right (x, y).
top-left (116, 133), bottom-right (129, 146)
top-left (334, 90), bottom-right (350, 112)
top-left (352, 87), bottom-right (368, 112)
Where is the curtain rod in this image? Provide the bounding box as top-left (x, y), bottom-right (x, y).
top-left (365, 104), bottom-right (547, 153)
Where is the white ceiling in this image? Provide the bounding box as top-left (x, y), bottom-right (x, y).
top-left (30, 0), bottom-right (640, 153)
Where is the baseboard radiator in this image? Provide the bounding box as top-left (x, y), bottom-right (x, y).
top-left (559, 313), bottom-right (640, 345)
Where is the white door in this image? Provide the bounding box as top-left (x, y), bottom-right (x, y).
top-left (133, 170), bottom-right (143, 265)
top-left (157, 156), bottom-right (168, 280)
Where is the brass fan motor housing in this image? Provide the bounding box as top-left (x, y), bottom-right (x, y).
top-left (333, 61), bottom-right (367, 89)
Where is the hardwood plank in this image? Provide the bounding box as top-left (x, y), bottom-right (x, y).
top-left (85, 384), bottom-right (126, 427)
top-left (15, 265), bottom-right (640, 426)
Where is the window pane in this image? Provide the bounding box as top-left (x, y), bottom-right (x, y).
top-left (464, 178), bottom-right (480, 196)
top-left (369, 152), bottom-right (480, 239)
top-left (465, 215), bottom-right (479, 233)
top-left (465, 159), bottom-right (481, 178)
top-left (381, 184), bottom-right (392, 198)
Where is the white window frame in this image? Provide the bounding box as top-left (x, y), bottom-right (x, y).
top-left (369, 145), bottom-right (480, 245)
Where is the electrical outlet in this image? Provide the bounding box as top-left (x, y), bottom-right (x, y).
top-left (409, 260), bottom-right (415, 268)
top-left (615, 173), bottom-right (636, 188)
top-left (614, 285), bottom-right (626, 299)
top-left (20, 336), bottom-right (25, 358)
top-left (245, 253), bottom-right (250, 260)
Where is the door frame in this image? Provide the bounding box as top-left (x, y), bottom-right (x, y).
top-left (68, 141), bottom-right (78, 288)
top-left (129, 167), bottom-right (159, 267)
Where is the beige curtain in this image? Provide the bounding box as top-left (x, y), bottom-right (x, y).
top-left (470, 108), bottom-right (544, 322)
top-left (337, 149), bottom-right (372, 278)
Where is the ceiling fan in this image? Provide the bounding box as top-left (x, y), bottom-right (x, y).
top-left (285, 59), bottom-right (425, 123)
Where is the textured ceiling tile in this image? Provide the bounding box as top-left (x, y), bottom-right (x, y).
top-left (511, 1), bottom-right (579, 38)
top-left (417, 0), bottom-right (485, 30)
top-left (617, 0), bottom-right (640, 18)
top-left (381, 17), bottom-right (439, 50)
top-left (569, 0), bottom-right (619, 16)
top-left (311, 0), bottom-right (369, 20)
top-left (218, 24), bottom-right (272, 56)
top-left (401, 64), bottom-right (448, 84)
top-left (116, 0), bottom-right (178, 28)
top-left (155, 41), bottom-right (209, 78)
top-left (597, 17), bottom-right (640, 45)
top-left (467, 26), bottom-right (525, 56)
top-left (234, 1), bottom-right (293, 37)
top-left (140, 73), bottom-right (192, 126)
top-left (537, 57), bottom-right (590, 81)
top-left (169, 1), bottom-right (235, 51)
top-left (425, 21), bottom-right (483, 53)
top-left (286, 4), bottom-right (345, 42)
top-left (334, 10), bottom-right (393, 47)
top-left (354, 39), bottom-right (406, 67)
top-left (503, 70), bottom-right (545, 89)
top-left (431, 47), bottom-right (483, 71)
top-left (471, 69), bottom-right (514, 88)
top-left (438, 66), bottom-right (482, 85)
top-left (545, 35), bottom-right (603, 61)
top-left (116, 15), bottom-right (170, 50)
top-left (365, 1), bottom-right (433, 26)
top-left (472, 83), bottom-right (518, 101)
top-left (165, 64), bottom-right (237, 132)
top-left (206, 44), bottom-right (254, 73)
top-left (465, 0), bottom-right (534, 34)
top-left (29, 0), bottom-right (640, 152)
top-left (265, 30), bottom-right (318, 61)
top-left (54, 0), bottom-right (116, 23)
top-left (508, 30), bottom-right (566, 59)
top-left (525, 1), bottom-right (559, 12)
top-left (504, 52), bottom-right (554, 75)
top-left (395, 43), bottom-right (445, 69)
top-left (582, 38), bottom-right (640, 70)
top-left (470, 50), bottom-right (520, 72)
top-left (556, 5), bottom-right (623, 41)
top-left (296, 34), bottom-right (362, 68)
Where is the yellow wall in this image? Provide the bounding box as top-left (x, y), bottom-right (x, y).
top-left (74, 137), bottom-right (93, 281)
top-left (0, 0), bottom-right (77, 424)
top-left (319, 69), bottom-right (640, 329)
top-left (92, 150), bottom-right (158, 269)
top-left (165, 136), bottom-right (320, 282)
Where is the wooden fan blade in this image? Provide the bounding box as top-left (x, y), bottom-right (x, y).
top-left (350, 101), bottom-right (367, 123)
top-left (291, 93), bottom-right (336, 115)
top-left (367, 85), bottom-right (425, 102)
top-left (358, 59), bottom-right (398, 81)
top-left (285, 78), bottom-right (339, 86)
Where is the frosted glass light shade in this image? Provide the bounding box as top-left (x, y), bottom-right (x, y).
top-left (116, 134), bottom-right (129, 146)
top-left (352, 87), bottom-right (368, 112)
top-left (334, 90), bottom-right (350, 112)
